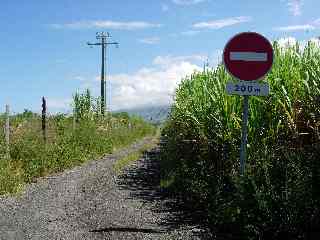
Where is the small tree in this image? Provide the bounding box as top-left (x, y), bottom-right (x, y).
top-left (72, 89), bottom-right (101, 122)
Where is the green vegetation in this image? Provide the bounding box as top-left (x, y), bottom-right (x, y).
top-left (113, 137), bottom-right (159, 174)
top-left (113, 151), bottom-right (141, 174)
top-left (0, 89), bottom-right (156, 196)
top-left (160, 40), bottom-right (320, 238)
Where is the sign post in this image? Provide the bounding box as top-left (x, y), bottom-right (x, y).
top-left (240, 95), bottom-right (249, 175)
top-left (223, 32), bottom-right (274, 175)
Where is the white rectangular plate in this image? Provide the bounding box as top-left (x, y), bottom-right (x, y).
top-left (226, 81), bottom-right (269, 96)
top-left (230, 52), bottom-right (268, 62)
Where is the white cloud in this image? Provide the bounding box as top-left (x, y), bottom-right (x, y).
top-left (73, 54), bottom-right (215, 110)
top-left (152, 55), bottom-right (207, 67)
top-left (192, 16), bottom-right (252, 29)
top-left (274, 18), bottom-right (320, 32)
top-left (109, 57), bottom-right (202, 110)
top-left (172, 0), bottom-right (206, 5)
top-left (181, 30), bottom-right (201, 36)
top-left (313, 18), bottom-right (320, 26)
top-left (209, 49), bottom-right (223, 67)
top-left (75, 55), bottom-right (204, 110)
top-left (139, 37), bottom-right (160, 44)
top-left (274, 24), bottom-right (315, 32)
top-left (276, 37), bottom-right (320, 52)
top-left (277, 37), bottom-right (297, 48)
top-left (50, 21), bottom-right (162, 30)
top-left (287, 0), bottom-right (303, 16)
top-left (47, 98), bottom-right (72, 113)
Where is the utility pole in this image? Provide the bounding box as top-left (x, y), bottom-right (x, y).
top-left (87, 32), bottom-right (119, 116)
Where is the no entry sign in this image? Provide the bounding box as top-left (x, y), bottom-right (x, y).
top-left (223, 32), bottom-right (273, 81)
top-left (223, 32), bottom-right (274, 175)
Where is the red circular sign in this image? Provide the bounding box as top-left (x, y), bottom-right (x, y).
top-left (223, 32), bottom-right (273, 81)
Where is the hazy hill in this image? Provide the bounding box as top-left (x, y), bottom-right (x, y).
top-left (115, 105), bottom-right (170, 124)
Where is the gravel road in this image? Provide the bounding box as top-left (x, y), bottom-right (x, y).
top-left (0, 137), bottom-right (210, 240)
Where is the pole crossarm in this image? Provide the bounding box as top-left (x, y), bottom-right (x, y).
top-left (87, 42), bottom-right (101, 46)
top-left (87, 42), bottom-right (119, 46)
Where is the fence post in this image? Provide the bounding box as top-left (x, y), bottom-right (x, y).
top-left (42, 97), bottom-right (47, 144)
top-left (5, 104), bottom-right (10, 159)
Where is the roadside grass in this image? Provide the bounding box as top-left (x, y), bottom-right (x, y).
top-left (0, 114), bottom-right (156, 196)
top-left (113, 135), bottom-right (159, 174)
top-left (0, 159), bottom-right (24, 196)
top-left (113, 151), bottom-right (142, 174)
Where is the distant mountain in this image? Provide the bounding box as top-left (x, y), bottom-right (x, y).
top-left (115, 105), bottom-right (171, 124)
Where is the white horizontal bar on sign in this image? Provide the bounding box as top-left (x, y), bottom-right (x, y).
top-left (230, 52), bottom-right (268, 62)
top-left (226, 81), bottom-right (269, 96)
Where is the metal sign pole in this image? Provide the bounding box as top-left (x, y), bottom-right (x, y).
top-left (240, 95), bottom-right (249, 175)
top-left (223, 32), bottom-right (273, 176)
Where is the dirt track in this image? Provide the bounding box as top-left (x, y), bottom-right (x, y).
top-left (0, 137), bottom-right (209, 240)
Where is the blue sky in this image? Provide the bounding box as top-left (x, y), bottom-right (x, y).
top-left (0, 0), bottom-right (319, 113)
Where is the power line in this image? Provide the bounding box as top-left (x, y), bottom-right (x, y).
top-left (87, 32), bottom-right (119, 116)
